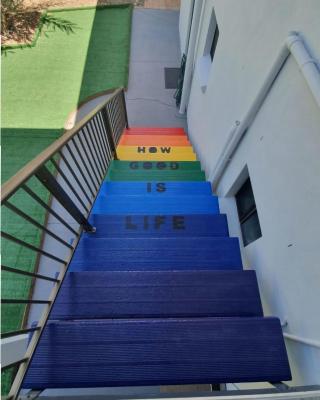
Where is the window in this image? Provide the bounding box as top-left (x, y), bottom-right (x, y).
top-left (235, 177), bottom-right (262, 246)
top-left (210, 24), bottom-right (219, 61)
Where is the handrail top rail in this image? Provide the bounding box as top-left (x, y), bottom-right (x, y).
top-left (1, 87), bottom-right (123, 204)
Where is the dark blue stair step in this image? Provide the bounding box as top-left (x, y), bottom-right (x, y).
top-left (92, 195), bottom-right (219, 215)
top-left (88, 214), bottom-right (229, 237)
top-left (23, 317), bottom-right (291, 389)
top-left (101, 181), bottom-right (212, 196)
top-left (50, 270), bottom-right (263, 320)
top-left (69, 237), bottom-right (242, 271)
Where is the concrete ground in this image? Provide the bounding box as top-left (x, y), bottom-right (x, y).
top-left (125, 8), bottom-right (187, 128)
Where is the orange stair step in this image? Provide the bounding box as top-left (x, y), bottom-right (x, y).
top-left (124, 127), bottom-right (187, 136)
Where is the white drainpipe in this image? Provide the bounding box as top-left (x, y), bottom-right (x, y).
top-left (179, 0), bottom-right (203, 114)
top-left (210, 32), bottom-right (320, 190)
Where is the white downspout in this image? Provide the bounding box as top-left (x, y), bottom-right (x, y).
top-left (210, 32), bottom-right (320, 190)
top-left (179, 0), bottom-right (203, 114)
top-left (286, 32), bottom-right (320, 107)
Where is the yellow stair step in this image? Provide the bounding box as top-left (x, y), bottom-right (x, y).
top-left (116, 146), bottom-right (197, 161)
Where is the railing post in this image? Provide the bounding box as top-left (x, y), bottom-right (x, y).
top-left (120, 88), bottom-right (129, 129)
top-left (101, 106), bottom-right (118, 160)
top-left (35, 166), bottom-right (95, 232)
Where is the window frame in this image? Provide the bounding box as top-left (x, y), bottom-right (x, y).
top-left (235, 177), bottom-right (262, 247)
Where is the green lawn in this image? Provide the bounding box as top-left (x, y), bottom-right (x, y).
top-left (2, 4), bottom-right (132, 180)
top-left (1, 4), bottom-right (132, 394)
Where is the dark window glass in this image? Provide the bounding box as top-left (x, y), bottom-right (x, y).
top-left (236, 177), bottom-right (262, 246)
top-left (210, 25), bottom-right (219, 61)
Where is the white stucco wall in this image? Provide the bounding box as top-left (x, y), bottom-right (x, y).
top-left (180, 0), bottom-right (320, 387)
top-left (179, 0), bottom-right (193, 55)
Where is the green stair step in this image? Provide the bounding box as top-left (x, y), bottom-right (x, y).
top-left (109, 161), bottom-right (202, 171)
top-left (105, 170), bottom-right (206, 181)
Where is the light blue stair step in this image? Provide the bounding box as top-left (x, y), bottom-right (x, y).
top-left (100, 181), bottom-right (213, 196)
top-left (87, 214), bottom-right (229, 237)
top-left (49, 270), bottom-right (263, 320)
top-left (69, 237), bottom-right (242, 271)
top-left (23, 317), bottom-right (291, 389)
top-left (92, 195), bottom-right (219, 215)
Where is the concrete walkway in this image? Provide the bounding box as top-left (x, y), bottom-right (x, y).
top-left (126, 8), bottom-right (186, 128)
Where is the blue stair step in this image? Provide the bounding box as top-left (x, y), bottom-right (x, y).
top-left (69, 237), bottom-right (242, 271)
top-left (88, 214), bottom-right (229, 237)
top-left (100, 181), bottom-right (213, 196)
top-left (50, 270), bottom-right (263, 320)
top-left (92, 195), bottom-right (219, 215)
top-left (23, 317), bottom-right (291, 389)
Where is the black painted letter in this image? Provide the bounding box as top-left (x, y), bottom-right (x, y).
top-left (173, 216), bottom-right (185, 230)
top-left (156, 183), bottom-right (166, 193)
top-left (130, 162), bottom-right (139, 169)
top-left (170, 162), bottom-right (179, 170)
top-left (125, 216), bottom-right (137, 230)
top-left (155, 215), bottom-right (165, 229)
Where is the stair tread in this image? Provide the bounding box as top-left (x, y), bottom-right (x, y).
top-left (116, 146), bottom-right (196, 161)
top-left (106, 170), bottom-right (206, 181)
top-left (50, 270), bottom-right (263, 320)
top-left (124, 127), bottom-right (186, 136)
top-left (109, 161), bottom-right (202, 170)
top-left (69, 237), bottom-right (242, 271)
top-left (101, 182), bottom-right (212, 195)
top-left (88, 214), bottom-right (229, 237)
top-left (92, 195), bottom-right (219, 214)
top-left (23, 317), bottom-right (291, 388)
top-left (119, 135), bottom-right (190, 146)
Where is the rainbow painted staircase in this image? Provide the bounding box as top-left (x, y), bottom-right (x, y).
top-left (22, 127), bottom-right (291, 389)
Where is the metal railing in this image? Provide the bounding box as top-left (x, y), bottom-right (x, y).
top-left (1, 87), bottom-right (128, 400)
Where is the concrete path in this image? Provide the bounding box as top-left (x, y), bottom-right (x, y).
top-left (126, 9), bottom-right (186, 128)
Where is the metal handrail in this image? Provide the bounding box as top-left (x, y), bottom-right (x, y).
top-left (1, 87), bottom-right (126, 204)
top-left (1, 87), bottom-right (128, 400)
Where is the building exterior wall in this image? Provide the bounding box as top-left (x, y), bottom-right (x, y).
top-left (178, 0), bottom-right (193, 55)
top-left (180, 0), bottom-right (320, 386)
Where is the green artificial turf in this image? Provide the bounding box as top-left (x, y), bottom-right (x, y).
top-left (1, 5), bottom-right (132, 394)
